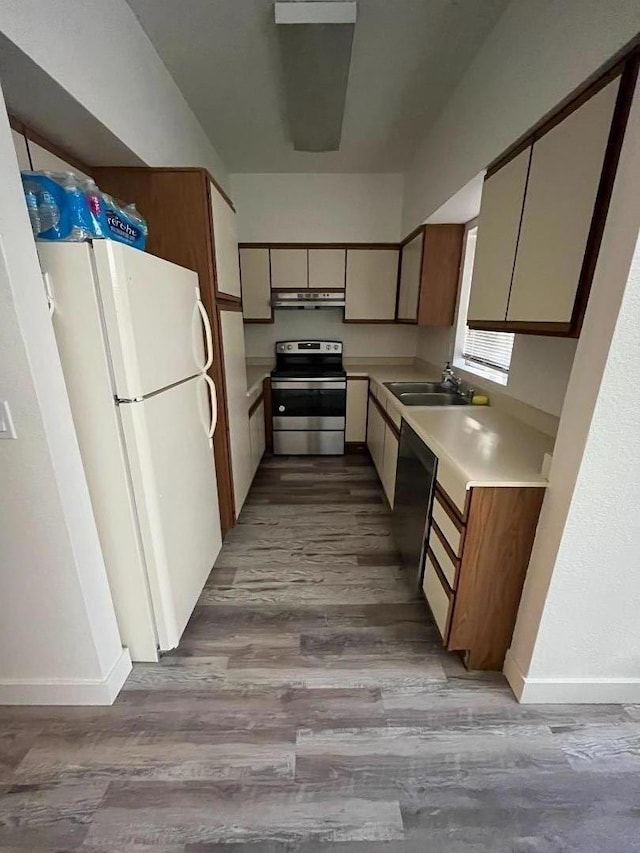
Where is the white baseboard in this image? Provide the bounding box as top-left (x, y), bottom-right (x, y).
top-left (504, 650), bottom-right (640, 704)
top-left (0, 648), bottom-right (132, 705)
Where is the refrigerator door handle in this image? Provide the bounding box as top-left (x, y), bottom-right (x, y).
top-left (196, 300), bottom-right (214, 372)
top-left (203, 373), bottom-right (217, 445)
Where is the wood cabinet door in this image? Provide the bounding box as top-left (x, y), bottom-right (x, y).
top-left (345, 249), bottom-right (399, 321)
top-left (467, 148), bottom-right (530, 324)
top-left (239, 248), bottom-right (271, 320)
top-left (381, 425), bottom-right (399, 508)
top-left (418, 225), bottom-right (464, 327)
top-left (345, 379), bottom-right (368, 442)
top-left (270, 248), bottom-right (308, 289)
top-left (210, 182), bottom-right (241, 299)
top-left (507, 78), bottom-right (619, 324)
top-left (308, 248), bottom-right (345, 290)
top-left (397, 232), bottom-right (423, 321)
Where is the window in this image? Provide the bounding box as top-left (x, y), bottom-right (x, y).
top-left (453, 224), bottom-right (514, 386)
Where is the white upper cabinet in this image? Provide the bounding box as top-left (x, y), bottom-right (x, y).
top-left (308, 249), bottom-right (345, 290)
top-left (11, 130), bottom-right (31, 171)
top-left (28, 141), bottom-right (91, 180)
top-left (467, 148), bottom-right (530, 324)
top-left (210, 182), bottom-right (241, 299)
top-left (507, 78), bottom-right (619, 324)
top-left (239, 248), bottom-right (271, 321)
top-left (345, 249), bottom-right (399, 321)
top-left (270, 248), bottom-right (307, 289)
top-left (397, 232), bottom-right (423, 321)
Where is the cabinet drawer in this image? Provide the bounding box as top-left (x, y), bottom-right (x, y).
top-left (435, 459), bottom-right (468, 520)
top-left (428, 524), bottom-right (458, 589)
top-left (422, 551), bottom-right (453, 641)
top-left (432, 494), bottom-right (463, 556)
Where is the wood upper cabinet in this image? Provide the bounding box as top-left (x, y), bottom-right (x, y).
top-left (397, 231), bottom-right (422, 321)
top-left (270, 248), bottom-right (307, 289)
top-left (467, 148), bottom-right (531, 325)
top-left (507, 78), bottom-right (619, 325)
top-left (239, 248), bottom-right (272, 321)
top-left (210, 182), bottom-right (241, 299)
top-left (418, 225), bottom-right (465, 326)
top-left (308, 248), bottom-right (345, 289)
top-left (345, 248), bottom-right (399, 321)
top-left (398, 225), bottom-right (464, 325)
top-left (467, 58), bottom-right (634, 337)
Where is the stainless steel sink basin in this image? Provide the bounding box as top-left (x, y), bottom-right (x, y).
top-left (384, 381), bottom-right (470, 407)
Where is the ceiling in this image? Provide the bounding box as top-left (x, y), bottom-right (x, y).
top-left (126, 0), bottom-right (508, 174)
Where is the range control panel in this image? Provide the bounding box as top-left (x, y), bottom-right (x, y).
top-left (276, 341), bottom-right (342, 354)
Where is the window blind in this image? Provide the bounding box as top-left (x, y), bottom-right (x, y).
top-left (462, 328), bottom-right (514, 374)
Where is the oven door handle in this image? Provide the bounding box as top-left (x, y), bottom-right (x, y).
top-left (271, 380), bottom-right (346, 390)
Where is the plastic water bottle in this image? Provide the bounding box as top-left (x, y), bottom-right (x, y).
top-left (23, 183), bottom-right (40, 236)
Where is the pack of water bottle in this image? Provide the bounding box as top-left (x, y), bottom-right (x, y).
top-left (21, 171), bottom-right (148, 250)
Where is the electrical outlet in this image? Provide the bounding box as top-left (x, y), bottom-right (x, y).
top-left (0, 401), bottom-right (17, 439)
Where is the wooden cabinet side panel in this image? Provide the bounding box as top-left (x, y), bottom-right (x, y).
top-left (397, 232), bottom-right (423, 321)
top-left (448, 486), bottom-right (544, 670)
top-left (418, 224), bottom-right (464, 327)
top-left (92, 168), bottom-right (235, 535)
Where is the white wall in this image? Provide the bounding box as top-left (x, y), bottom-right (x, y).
top-left (234, 173), bottom-right (413, 359)
top-left (245, 309), bottom-right (417, 361)
top-left (0, 0), bottom-right (228, 186)
top-left (403, 0), bottom-right (640, 230)
top-left (416, 326), bottom-right (577, 418)
top-left (231, 173), bottom-right (404, 242)
top-left (0, 89), bottom-right (130, 703)
top-left (505, 80), bottom-right (640, 703)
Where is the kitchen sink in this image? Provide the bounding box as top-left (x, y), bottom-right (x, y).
top-left (384, 381), bottom-right (470, 406)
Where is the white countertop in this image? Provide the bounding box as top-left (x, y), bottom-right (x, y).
top-left (244, 358), bottom-right (553, 487)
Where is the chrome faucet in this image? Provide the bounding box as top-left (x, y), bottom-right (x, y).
top-left (441, 361), bottom-right (462, 390)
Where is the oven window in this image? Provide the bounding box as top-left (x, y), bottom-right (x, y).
top-left (272, 387), bottom-right (346, 418)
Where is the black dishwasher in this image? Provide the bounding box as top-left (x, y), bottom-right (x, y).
top-left (392, 421), bottom-right (438, 589)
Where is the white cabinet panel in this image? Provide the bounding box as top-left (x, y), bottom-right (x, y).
top-left (11, 130), bottom-right (31, 171)
top-left (345, 379), bottom-right (368, 442)
top-left (308, 248), bottom-right (345, 290)
top-left (467, 148), bottom-right (530, 323)
top-left (345, 249), bottom-right (399, 320)
top-left (211, 182), bottom-right (241, 298)
top-left (270, 248), bottom-right (307, 289)
top-left (397, 232), bottom-right (423, 321)
top-left (381, 424), bottom-right (399, 508)
top-left (240, 248), bottom-right (271, 320)
top-left (366, 396), bottom-right (385, 476)
top-left (249, 401), bottom-right (266, 477)
top-left (28, 141), bottom-right (90, 179)
top-left (507, 78), bottom-right (619, 323)
top-left (220, 310), bottom-right (252, 515)
top-left (423, 553), bottom-right (451, 640)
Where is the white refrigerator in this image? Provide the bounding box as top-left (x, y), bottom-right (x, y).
top-left (38, 240), bottom-right (222, 661)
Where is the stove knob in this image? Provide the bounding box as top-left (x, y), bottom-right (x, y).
top-left (334, 344), bottom-right (339, 350)
top-left (278, 405), bottom-right (285, 412)
top-left (286, 344), bottom-right (292, 350)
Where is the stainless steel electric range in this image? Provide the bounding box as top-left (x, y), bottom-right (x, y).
top-left (270, 340), bottom-right (346, 455)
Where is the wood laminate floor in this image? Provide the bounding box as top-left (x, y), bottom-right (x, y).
top-left (1, 452), bottom-right (639, 851)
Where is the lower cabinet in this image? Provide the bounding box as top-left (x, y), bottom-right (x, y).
top-left (346, 378), bottom-right (368, 442)
top-left (249, 400), bottom-right (266, 479)
top-left (423, 481), bottom-right (545, 670)
top-left (366, 395), bottom-right (385, 475)
top-left (366, 390), bottom-right (399, 508)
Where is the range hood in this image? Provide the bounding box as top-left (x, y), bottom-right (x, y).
top-left (271, 291), bottom-right (346, 309)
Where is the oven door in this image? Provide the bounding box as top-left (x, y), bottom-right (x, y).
top-left (271, 380), bottom-right (346, 430)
